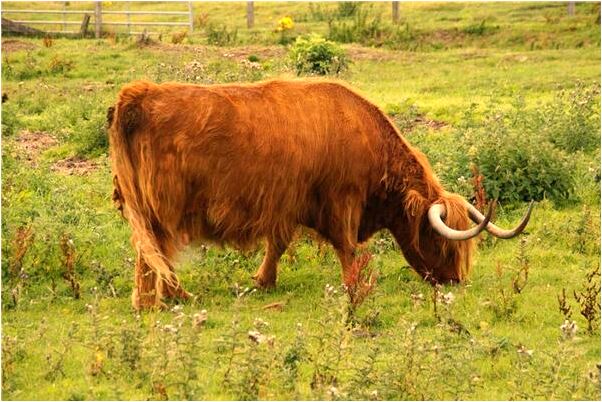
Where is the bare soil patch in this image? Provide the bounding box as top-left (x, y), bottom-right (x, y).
top-left (346, 44), bottom-right (398, 61)
top-left (147, 42), bottom-right (286, 61)
top-left (1, 39), bottom-right (37, 53)
top-left (14, 130), bottom-right (57, 166)
top-left (219, 45), bottom-right (286, 61)
top-left (51, 156), bottom-right (98, 176)
top-left (412, 115), bottom-right (448, 130)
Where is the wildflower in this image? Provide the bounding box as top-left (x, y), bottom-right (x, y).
top-left (370, 390), bottom-right (379, 400)
top-left (275, 16), bottom-right (294, 32)
top-left (327, 386), bottom-right (339, 399)
top-left (560, 319), bottom-right (578, 339)
top-left (163, 324), bottom-right (178, 334)
top-left (241, 59), bottom-right (261, 70)
top-left (324, 283), bottom-right (338, 297)
top-left (253, 318), bottom-right (269, 329)
top-left (193, 309), bottom-right (208, 328)
top-left (442, 291), bottom-right (455, 305)
top-left (248, 330), bottom-right (266, 344)
top-left (410, 292), bottom-right (424, 306)
top-left (517, 344), bottom-right (534, 357)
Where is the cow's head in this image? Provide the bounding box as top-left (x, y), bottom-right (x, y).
top-left (394, 191), bottom-right (533, 284)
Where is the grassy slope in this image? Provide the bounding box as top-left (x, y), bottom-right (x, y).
top-left (2, 2), bottom-right (601, 400)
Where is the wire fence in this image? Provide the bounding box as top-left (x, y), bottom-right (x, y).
top-left (1, 1), bottom-right (194, 37)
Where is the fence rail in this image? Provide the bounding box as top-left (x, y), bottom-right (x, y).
top-left (1, 1), bottom-right (193, 37)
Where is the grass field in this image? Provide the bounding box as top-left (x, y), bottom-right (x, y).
top-left (1, 2), bottom-right (601, 400)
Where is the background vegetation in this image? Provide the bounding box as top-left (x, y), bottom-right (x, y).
top-left (2, 1), bottom-right (600, 400)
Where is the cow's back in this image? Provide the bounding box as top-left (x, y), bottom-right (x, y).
top-left (115, 80), bottom-right (387, 247)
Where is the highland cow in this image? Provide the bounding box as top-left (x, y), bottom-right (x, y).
top-left (108, 80), bottom-right (532, 309)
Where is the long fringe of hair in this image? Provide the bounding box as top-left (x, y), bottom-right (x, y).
top-left (108, 81), bottom-right (180, 307)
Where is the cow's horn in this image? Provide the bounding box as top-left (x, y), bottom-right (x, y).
top-left (428, 200), bottom-right (494, 240)
top-left (466, 201), bottom-right (533, 239)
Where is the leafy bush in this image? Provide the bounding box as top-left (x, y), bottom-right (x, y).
top-left (338, 1), bottom-right (361, 17)
top-left (289, 34), bottom-right (349, 75)
top-left (48, 55), bottom-right (75, 75)
top-left (328, 9), bottom-right (390, 46)
top-left (206, 24), bottom-right (238, 46)
top-left (537, 81), bottom-right (600, 153)
top-left (410, 87), bottom-right (599, 204)
top-left (462, 20), bottom-right (499, 36)
top-left (463, 124), bottom-right (573, 203)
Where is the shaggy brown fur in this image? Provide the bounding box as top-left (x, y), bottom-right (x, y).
top-left (108, 79), bottom-right (474, 309)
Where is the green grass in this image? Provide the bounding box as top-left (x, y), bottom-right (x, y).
top-left (2, 2), bottom-right (601, 400)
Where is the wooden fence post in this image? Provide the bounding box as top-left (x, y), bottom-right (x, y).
top-left (80, 14), bottom-right (91, 38)
top-left (568, 2), bottom-right (576, 16)
top-left (94, 1), bottom-right (102, 38)
top-left (247, 1), bottom-right (254, 29)
top-left (62, 1), bottom-right (67, 32)
top-left (392, 1), bottom-right (400, 24)
top-left (188, 1), bottom-right (194, 33)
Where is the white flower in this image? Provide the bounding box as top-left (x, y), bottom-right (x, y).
top-left (327, 386), bottom-right (339, 398)
top-left (193, 310), bottom-right (208, 328)
top-left (560, 320), bottom-right (578, 339)
top-left (163, 324), bottom-right (178, 334)
top-left (442, 292), bottom-right (455, 305)
top-left (171, 305), bottom-right (184, 314)
top-left (517, 344), bottom-right (534, 357)
top-left (253, 318), bottom-right (269, 329)
top-left (248, 330), bottom-right (266, 344)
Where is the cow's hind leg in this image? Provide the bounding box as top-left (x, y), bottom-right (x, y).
top-left (132, 257), bottom-right (190, 310)
top-left (131, 234), bottom-right (191, 310)
top-left (253, 237), bottom-right (290, 288)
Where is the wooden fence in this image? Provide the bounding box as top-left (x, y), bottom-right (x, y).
top-left (1, 1), bottom-right (193, 37)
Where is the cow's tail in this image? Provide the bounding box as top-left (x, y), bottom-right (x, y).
top-left (108, 81), bottom-right (178, 308)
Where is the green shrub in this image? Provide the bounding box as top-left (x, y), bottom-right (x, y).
top-left (460, 116), bottom-right (573, 203)
top-left (206, 24), bottom-right (238, 46)
top-left (462, 20), bottom-right (499, 36)
top-left (48, 55), bottom-right (75, 75)
top-left (409, 89), bottom-right (594, 204)
top-left (537, 81), bottom-right (600, 153)
top-left (328, 9), bottom-right (389, 46)
top-left (338, 1), bottom-right (361, 17)
top-left (289, 34), bottom-right (349, 76)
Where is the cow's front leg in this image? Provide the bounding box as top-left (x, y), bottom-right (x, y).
top-left (253, 238), bottom-right (290, 288)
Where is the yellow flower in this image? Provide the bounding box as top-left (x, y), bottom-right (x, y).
top-left (276, 16), bottom-right (294, 32)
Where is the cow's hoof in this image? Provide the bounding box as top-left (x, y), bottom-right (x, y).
top-left (165, 286), bottom-right (193, 301)
top-left (131, 288), bottom-right (164, 311)
top-left (252, 274), bottom-right (276, 289)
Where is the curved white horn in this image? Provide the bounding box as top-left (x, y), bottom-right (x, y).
top-left (428, 200), bottom-right (494, 241)
top-left (467, 201), bottom-right (534, 239)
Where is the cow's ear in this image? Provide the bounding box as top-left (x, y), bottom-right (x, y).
top-left (106, 106), bottom-right (115, 128)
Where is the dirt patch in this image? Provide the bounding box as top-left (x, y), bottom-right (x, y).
top-left (502, 53), bottom-right (530, 63)
top-left (81, 82), bottom-right (116, 92)
top-left (219, 45), bottom-right (286, 61)
top-left (393, 114), bottom-right (449, 132)
top-left (346, 44), bottom-right (398, 61)
top-left (1, 39), bottom-right (37, 53)
top-left (147, 42), bottom-right (286, 61)
top-left (14, 130), bottom-right (58, 166)
top-left (412, 115), bottom-right (448, 130)
top-left (51, 156), bottom-right (98, 176)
